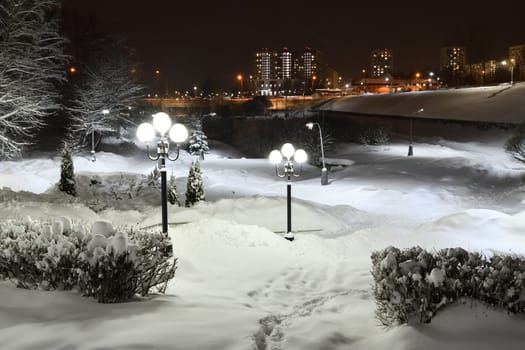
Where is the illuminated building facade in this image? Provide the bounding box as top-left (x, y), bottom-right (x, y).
top-left (439, 46), bottom-right (467, 74)
top-left (371, 49), bottom-right (393, 77)
top-left (254, 46), bottom-right (328, 95)
top-left (509, 44), bottom-right (525, 82)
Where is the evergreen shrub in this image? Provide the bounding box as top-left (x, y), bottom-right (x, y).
top-left (167, 174), bottom-right (180, 206)
top-left (58, 142), bottom-right (77, 196)
top-left (185, 160), bottom-right (204, 207)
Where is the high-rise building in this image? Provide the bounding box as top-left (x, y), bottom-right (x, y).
top-left (255, 48), bottom-right (274, 80)
top-left (371, 49), bottom-right (393, 77)
top-left (301, 47), bottom-right (317, 79)
top-left (280, 47), bottom-right (292, 80)
top-left (440, 46), bottom-right (467, 74)
top-left (293, 46), bottom-right (326, 93)
top-left (254, 48), bottom-right (281, 95)
top-left (509, 44), bottom-right (525, 82)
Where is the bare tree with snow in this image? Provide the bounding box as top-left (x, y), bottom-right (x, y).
top-left (0, 0), bottom-right (68, 159)
top-left (65, 35), bottom-right (145, 151)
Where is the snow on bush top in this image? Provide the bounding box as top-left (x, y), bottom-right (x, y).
top-left (91, 220), bottom-right (115, 237)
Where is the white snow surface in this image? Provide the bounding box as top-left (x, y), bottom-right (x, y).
top-left (1, 133), bottom-right (525, 350)
top-left (322, 82), bottom-right (525, 124)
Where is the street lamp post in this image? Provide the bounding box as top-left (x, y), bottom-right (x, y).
top-left (409, 108), bottom-right (423, 156)
top-left (136, 112), bottom-right (188, 236)
top-left (237, 74), bottom-right (243, 97)
top-left (305, 122), bottom-right (328, 185)
top-left (269, 143), bottom-right (307, 241)
top-left (502, 59), bottom-right (516, 84)
top-left (90, 109), bottom-right (109, 162)
top-left (408, 118), bottom-right (414, 156)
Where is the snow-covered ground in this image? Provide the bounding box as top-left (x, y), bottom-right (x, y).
top-left (1, 132), bottom-right (525, 350)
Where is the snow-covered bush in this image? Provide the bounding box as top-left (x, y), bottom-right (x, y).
top-left (371, 246), bottom-right (525, 326)
top-left (185, 160), bottom-right (205, 207)
top-left (0, 217), bottom-right (176, 303)
top-left (357, 122), bottom-right (390, 145)
top-left (58, 142), bottom-right (77, 196)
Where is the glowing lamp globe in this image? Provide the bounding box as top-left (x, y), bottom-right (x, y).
top-left (294, 149), bottom-right (307, 163)
top-left (281, 143), bottom-right (295, 159)
top-left (269, 150), bottom-right (283, 164)
top-left (136, 123), bottom-right (155, 142)
top-left (169, 123), bottom-right (189, 143)
top-left (152, 112), bottom-right (172, 134)
top-left (305, 122), bottom-right (314, 130)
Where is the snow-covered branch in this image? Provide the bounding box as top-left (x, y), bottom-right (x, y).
top-left (0, 0), bottom-right (68, 159)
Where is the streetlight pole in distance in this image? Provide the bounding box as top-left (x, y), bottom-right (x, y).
top-left (362, 68), bottom-right (367, 93)
top-left (137, 112), bottom-right (188, 241)
top-left (269, 143), bottom-right (307, 241)
top-left (306, 122), bottom-right (328, 185)
top-left (237, 74), bottom-right (243, 97)
top-left (155, 69), bottom-right (160, 97)
top-left (501, 59), bottom-right (515, 85)
top-left (409, 108), bottom-right (423, 156)
top-left (91, 109), bottom-right (109, 162)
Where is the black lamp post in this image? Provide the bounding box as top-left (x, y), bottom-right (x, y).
top-left (137, 112), bottom-right (188, 235)
top-left (408, 118), bottom-right (414, 156)
top-left (269, 143), bottom-right (307, 241)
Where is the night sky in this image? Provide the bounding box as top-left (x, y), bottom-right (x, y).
top-left (62, 0), bottom-right (525, 92)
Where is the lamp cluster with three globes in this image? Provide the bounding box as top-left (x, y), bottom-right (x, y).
top-left (269, 143), bottom-right (307, 241)
top-left (137, 112), bottom-right (188, 238)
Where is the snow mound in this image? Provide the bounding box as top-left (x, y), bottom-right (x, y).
top-left (433, 209), bottom-right (510, 229)
top-left (162, 196), bottom-right (348, 234)
top-left (174, 218), bottom-right (287, 249)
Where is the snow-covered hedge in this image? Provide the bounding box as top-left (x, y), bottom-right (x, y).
top-left (0, 216), bottom-right (176, 303)
top-left (371, 246), bottom-right (525, 326)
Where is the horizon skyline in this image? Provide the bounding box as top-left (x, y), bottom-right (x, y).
top-left (63, 0), bottom-right (525, 91)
